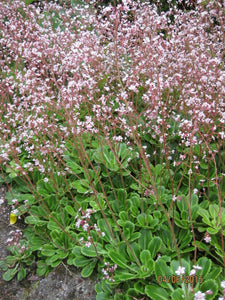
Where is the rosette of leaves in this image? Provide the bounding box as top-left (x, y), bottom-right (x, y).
top-left (0, 239), bottom-right (35, 282)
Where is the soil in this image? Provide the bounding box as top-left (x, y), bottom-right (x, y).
top-left (0, 185), bottom-right (98, 300)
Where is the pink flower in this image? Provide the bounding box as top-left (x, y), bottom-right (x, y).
top-left (85, 242), bottom-right (91, 248)
top-left (205, 290), bottom-right (213, 295)
top-left (175, 266), bottom-right (185, 275)
top-left (204, 233), bottom-right (211, 243)
top-left (194, 291), bottom-right (206, 300)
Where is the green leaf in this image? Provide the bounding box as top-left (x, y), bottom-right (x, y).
top-left (66, 159), bottom-right (83, 174)
top-left (130, 232), bottom-right (142, 241)
top-left (205, 266), bottom-right (222, 280)
top-left (145, 285), bottom-right (170, 300)
top-left (138, 229), bottom-right (152, 250)
top-left (198, 208), bottom-right (211, 225)
top-left (196, 257), bottom-right (211, 278)
top-left (29, 236), bottom-right (44, 251)
top-left (178, 229), bottom-right (192, 250)
top-left (207, 227), bottom-right (219, 234)
top-left (17, 267), bottom-right (26, 281)
top-left (81, 244), bottom-right (106, 257)
top-left (96, 292), bottom-right (111, 300)
top-left (137, 214), bottom-right (146, 227)
top-left (5, 256), bottom-right (16, 265)
top-left (123, 221), bottom-right (135, 240)
top-left (3, 266), bottom-right (18, 281)
top-left (195, 241), bottom-right (210, 253)
top-left (65, 205), bottom-right (77, 216)
top-left (134, 281), bottom-right (145, 294)
top-left (126, 242), bottom-right (141, 264)
top-left (108, 250), bottom-right (129, 270)
top-left (47, 220), bottom-right (61, 231)
top-left (191, 193), bottom-right (199, 206)
top-left (36, 261), bottom-right (50, 277)
top-left (46, 254), bottom-right (63, 265)
top-left (148, 237), bottom-right (162, 259)
top-left (127, 288), bottom-right (139, 298)
top-left (51, 260), bottom-right (61, 268)
top-left (174, 218), bottom-right (189, 229)
top-left (81, 260), bottom-right (97, 278)
top-left (41, 244), bottom-right (56, 256)
top-left (171, 288), bottom-right (184, 300)
top-left (130, 205), bottom-right (139, 217)
top-left (191, 205), bottom-right (199, 220)
top-left (25, 215), bottom-right (40, 225)
top-left (97, 219), bottom-right (113, 243)
top-left (155, 259), bottom-right (173, 290)
top-left (158, 228), bottom-right (172, 249)
top-left (29, 206), bottom-right (47, 217)
top-left (114, 270), bottom-right (138, 282)
top-left (130, 183), bottom-right (140, 191)
top-left (140, 250), bottom-right (152, 267)
top-left (0, 260), bottom-right (8, 271)
top-left (95, 281), bottom-right (113, 295)
top-left (56, 250), bottom-right (69, 259)
top-left (72, 246), bottom-right (82, 256)
top-left (176, 196), bottom-right (188, 212)
top-left (180, 247), bottom-right (195, 254)
top-left (73, 255), bottom-right (90, 267)
top-left (200, 279), bottom-right (218, 299)
top-left (37, 181), bottom-right (55, 196)
top-left (119, 211), bottom-right (128, 221)
top-left (138, 260), bottom-right (154, 278)
top-left (71, 180), bottom-right (91, 193)
top-left (209, 205), bottom-right (218, 219)
top-left (25, 216), bottom-right (47, 226)
top-left (90, 199), bottom-right (106, 211)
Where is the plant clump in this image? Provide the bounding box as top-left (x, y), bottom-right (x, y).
top-left (0, 0), bottom-right (225, 299)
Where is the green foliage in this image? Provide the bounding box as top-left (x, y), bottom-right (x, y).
top-left (1, 133), bottom-right (224, 299)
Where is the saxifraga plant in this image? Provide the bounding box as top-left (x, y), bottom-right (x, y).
top-left (0, 0), bottom-right (225, 299)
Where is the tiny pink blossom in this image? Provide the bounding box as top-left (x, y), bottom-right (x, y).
top-left (205, 290), bottom-right (213, 295)
top-left (190, 269), bottom-right (196, 276)
top-left (204, 233), bottom-right (211, 243)
top-left (194, 291), bottom-right (206, 300)
top-left (193, 265), bottom-right (202, 270)
top-left (85, 241), bottom-right (91, 248)
top-left (175, 266), bottom-right (185, 275)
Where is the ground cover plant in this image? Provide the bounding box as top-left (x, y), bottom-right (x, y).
top-left (0, 0), bottom-right (225, 299)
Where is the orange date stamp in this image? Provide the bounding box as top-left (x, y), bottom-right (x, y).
top-left (158, 275), bottom-right (203, 284)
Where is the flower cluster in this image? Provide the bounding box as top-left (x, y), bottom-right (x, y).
top-left (6, 229), bottom-right (28, 254)
top-left (102, 261), bottom-right (117, 282)
top-left (194, 290), bottom-right (213, 300)
top-left (75, 208), bottom-right (105, 246)
top-left (6, 229), bottom-right (23, 247)
top-left (0, 0), bottom-right (224, 173)
top-left (190, 264), bottom-right (202, 276)
top-left (204, 232), bottom-right (211, 243)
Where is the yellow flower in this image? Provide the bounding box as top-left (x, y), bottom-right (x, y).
top-left (9, 213), bottom-right (17, 225)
